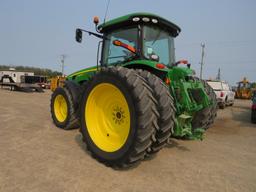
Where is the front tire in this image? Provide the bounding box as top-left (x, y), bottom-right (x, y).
top-left (50, 87), bottom-right (80, 130)
top-left (219, 102), bottom-right (225, 109)
top-left (80, 67), bottom-right (159, 168)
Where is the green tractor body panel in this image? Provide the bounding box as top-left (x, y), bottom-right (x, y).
top-left (67, 66), bottom-right (97, 83)
top-left (167, 67), bottom-right (211, 139)
top-left (67, 59), bottom-right (168, 83)
top-left (124, 60), bottom-right (168, 72)
top-left (68, 12), bottom-right (215, 140)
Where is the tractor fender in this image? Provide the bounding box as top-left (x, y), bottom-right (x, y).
top-left (64, 80), bottom-right (82, 107)
top-left (124, 63), bottom-right (167, 80)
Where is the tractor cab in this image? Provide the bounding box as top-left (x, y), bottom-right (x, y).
top-left (76, 13), bottom-right (181, 69)
top-left (97, 13), bottom-right (181, 67)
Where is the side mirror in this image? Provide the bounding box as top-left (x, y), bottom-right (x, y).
top-left (76, 29), bottom-right (83, 43)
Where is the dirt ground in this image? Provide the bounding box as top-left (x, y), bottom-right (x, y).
top-left (0, 89), bottom-right (255, 192)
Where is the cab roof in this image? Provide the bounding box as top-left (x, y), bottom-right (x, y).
top-left (98, 12), bottom-right (181, 37)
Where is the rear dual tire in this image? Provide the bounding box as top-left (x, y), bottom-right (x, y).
top-left (135, 70), bottom-right (175, 153)
top-left (192, 79), bottom-right (218, 130)
top-left (80, 67), bottom-right (159, 167)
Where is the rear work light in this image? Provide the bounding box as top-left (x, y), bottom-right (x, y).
top-left (165, 78), bottom-right (171, 85)
top-left (132, 17), bottom-right (158, 24)
top-left (156, 63), bottom-right (166, 69)
top-left (132, 17), bottom-right (140, 22)
top-left (142, 17), bottom-right (150, 22)
top-left (152, 19), bottom-right (158, 23)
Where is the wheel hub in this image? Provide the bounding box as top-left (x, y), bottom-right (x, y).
top-left (54, 95), bottom-right (68, 123)
top-left (85, 83), bottom-right (131, 152)
top-left (112, 106), bottom-right (125, 125)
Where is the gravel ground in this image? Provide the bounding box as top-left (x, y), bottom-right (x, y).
top-left (0, 89), bottom-right (255, 192)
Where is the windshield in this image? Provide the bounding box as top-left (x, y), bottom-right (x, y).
top-left (143, 26), bottom-right (175, 65)
top-left (103, 27), bottom-right (138, 65)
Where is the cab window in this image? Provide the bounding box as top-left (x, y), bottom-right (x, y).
top-left (103, 27), bottom-right (138, 65)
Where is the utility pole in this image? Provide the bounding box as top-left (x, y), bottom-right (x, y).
top-left (199, 43), bottom-right (205, 79)
top-left (216, 68), bottom-right (221, 80)
top-left (60, 54), bottom-right (66, 77)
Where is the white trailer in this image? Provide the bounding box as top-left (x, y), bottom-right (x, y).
top-left (0, 69), bottom-right (43, 92)
top-left (0, 70), bottom-right (34, 83)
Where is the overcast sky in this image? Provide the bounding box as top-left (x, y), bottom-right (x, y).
top-left (0, 0), bottom-right (255, 85)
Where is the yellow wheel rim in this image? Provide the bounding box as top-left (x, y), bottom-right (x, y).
top-left (85, 83), bottom-right (130, 152)
top-left (54, 95), bottom-right (68, 123)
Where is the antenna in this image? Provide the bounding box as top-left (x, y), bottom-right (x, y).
top-left (216, 68), bottom-right (221, 80)
top-left (103, 0), bottom-right (111, 23)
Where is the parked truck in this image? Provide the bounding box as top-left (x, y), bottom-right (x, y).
top-left (207, 80), bottom-right (235, 109)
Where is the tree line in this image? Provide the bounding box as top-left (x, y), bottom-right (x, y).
top-left (0, 65), bottom-right (62, 77)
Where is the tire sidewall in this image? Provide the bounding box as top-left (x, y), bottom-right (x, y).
top-left (192, 79), bottom-right (217, 129)
top-left (80, 73), bottom-right (137, 162)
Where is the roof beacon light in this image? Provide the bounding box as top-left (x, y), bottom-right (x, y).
top-left (132, 17), bottom-right (140, 22)
top-left (93, 16), bottom-right (99, 25)
top-left (152, 19), bottom-right (158, 23)
top-left (142, 17), bottom-right (150, 22)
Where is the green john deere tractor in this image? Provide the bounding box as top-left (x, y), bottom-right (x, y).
top-left (50, 13), bottom-right (217, 168)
